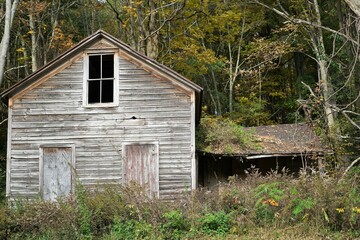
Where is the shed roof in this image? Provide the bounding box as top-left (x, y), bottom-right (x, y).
top-left (1, 30), bottom-right (203, 122)
top-left (199, 123), bottom-right (326, 158)
top-left (244, 123), bottom-right (325, 158)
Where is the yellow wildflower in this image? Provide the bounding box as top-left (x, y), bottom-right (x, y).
top-left (262, 199), bottom-right (279, 207)
top-left (268, 199), bottom-right (279, 207)
top-left (352, 207), bottom-right (360, 214)
top-left (336, 208), bottom-right (345, 213)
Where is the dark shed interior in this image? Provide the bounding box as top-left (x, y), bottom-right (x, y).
top-left (197, 153), bottom-right (321, 188)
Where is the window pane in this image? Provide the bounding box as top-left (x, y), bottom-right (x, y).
top-left (89, 55), bottom-right (101, 79)
top-left (102, 54), bottom-right (114, 78)
top-left (88, 80), bottom-right (100, 103)
top-left (102, 80), bottom-right (114, 103)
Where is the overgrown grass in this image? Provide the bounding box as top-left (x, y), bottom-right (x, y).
top-left (196, 116), bottom-right (260, 154)
top-left (0, 167), bottom-right (359, 239)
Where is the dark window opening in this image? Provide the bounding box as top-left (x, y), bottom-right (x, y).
top-left (87, 54), bottom-right (114, 104)
top-left (102, 55), bottom-right (114, 78)
top-left (89, 55), bottom-right (101, 79)
top-left (102, 80), bottom-right (114, 103)
top-left (88, 81), bottom-right (100, 103)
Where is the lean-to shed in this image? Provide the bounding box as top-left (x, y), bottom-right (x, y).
top-left (1, 30), bottom-right (203, 200)
top-left (198, 123), bottom-right (325, 187)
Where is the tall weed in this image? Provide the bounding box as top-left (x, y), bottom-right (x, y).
top-left (0, 169), bottom-right (357, 239)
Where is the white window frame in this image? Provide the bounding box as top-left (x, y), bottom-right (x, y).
top-left (83, 51), bottom-right (119, 107)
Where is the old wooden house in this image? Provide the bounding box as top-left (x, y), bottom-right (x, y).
top-left (1, 30), bottom-right (203, 200)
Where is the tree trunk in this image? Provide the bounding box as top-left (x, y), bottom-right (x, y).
top-left (20, 33), bottom-right (29, 76)
top-left (318, 59), bottom-right (335, 129)
top-left (344, 0), bottom-right (360, 16)
top-left (146, 0), bottom-right (159, 59)
top-left (29, 11), bottom-right (38, 72)
top-left (294, 52), bottom-right (304, 98)
top-left (0, 0), bottom-right (19, 86)
top-left (312, 0), bottom-right (336, 131)
top-left (137, 5), bottom-right (146, 55)
top-left (211, 70), bottom-right (222, 115)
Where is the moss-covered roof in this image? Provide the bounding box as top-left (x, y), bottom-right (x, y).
top-left (245, 123), bottom-right (324, 155)
top-left (198, 123), bottom-right (326, 157)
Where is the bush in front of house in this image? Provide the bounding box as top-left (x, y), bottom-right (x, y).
top-left (0, 167), bottom-right (358, 239)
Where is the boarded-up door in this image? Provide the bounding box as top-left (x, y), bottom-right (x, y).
top-left (40, 147), bottom-right (74, 201)
top-left (123, 143), bottom-right (159, 197)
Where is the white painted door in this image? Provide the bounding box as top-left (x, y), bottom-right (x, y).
top-left (41, 147), bottom-right (73, 201)
top-left (123, 143), bottom-right (159, 197)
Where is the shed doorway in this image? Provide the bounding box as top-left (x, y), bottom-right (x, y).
top-left (40, 146), bottom-right (75, 201)
top-left (122, 143), bottom-right (159, 197)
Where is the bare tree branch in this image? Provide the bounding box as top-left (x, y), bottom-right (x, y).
top-left (252, 0), bottom-right (360, 46)
top-left (140, 1), bottom-right (185, 42)
top-left (342, 156), bottom-right (360, 178)
top-left (301, 81), bottom-right (316, 97)
top-left (105, 0), bottom-right (124, 25)
top-left (341, 111), bottom-right (360, 130)
top-left (0, 118), bottom-right (7, 125)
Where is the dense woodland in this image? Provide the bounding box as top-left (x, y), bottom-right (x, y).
top-left (0, 1), bottom-right (359, 238)
top-left (0, 0), bottom-right (360, 166)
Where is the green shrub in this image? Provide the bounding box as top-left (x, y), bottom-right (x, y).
top-left (5, 198), bottom-right (79, 239)
top-left (198, 211), bottom-right (231, 236)
top-left (253, 181), bottom-right (284, 224)
top-left (0, 204), bottom-right (15, 239)
top-left (161, 210), bottom-right (190, 239)
top-left (76, 183), bottom-right (92, 238)
top-left (291, 197), bottom-right (315, 218)
top-left (196, 116), bottom-right (259, 154)
top-left (80, 185), bottom-right (126, 236)
top-left (105, 219), bottom-right (155, 240)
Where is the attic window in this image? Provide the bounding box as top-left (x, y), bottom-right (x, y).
top-left (86, 54), bottom-right (116, 104)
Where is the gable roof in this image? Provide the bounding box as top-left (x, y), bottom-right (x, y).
top-left (1, 30), bottom-right (203, 122)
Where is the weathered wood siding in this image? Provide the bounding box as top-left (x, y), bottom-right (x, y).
top-left (123, 143), bottom-right (159, 197)
top-left (9, 51), bottom-right (193, 199)
top-left (40, 147), bottom-right (74, 201)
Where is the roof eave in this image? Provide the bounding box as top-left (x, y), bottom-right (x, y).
top-left (197, 150), bottom-right (325, 158)
top-left (1, 31), bottom-right (103, 101)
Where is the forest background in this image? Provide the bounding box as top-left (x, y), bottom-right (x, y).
top-left (0, 0), bottom-right (360, 181)
top-left (0, 1), bottom-right (359, 238)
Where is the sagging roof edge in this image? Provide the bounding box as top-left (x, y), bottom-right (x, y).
top-left (196, 150), bottom-right (325, 159)
top-left (1, 30), bottom-right (203, 122)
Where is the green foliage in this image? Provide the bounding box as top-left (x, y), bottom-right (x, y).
top-left (291, 197), bottom-right (315, 217)
top-left (160, 210), bottom-right (190, 239)
top-left (253, 181), bottom-right (285, 223)
top-left (233, 95), bottom-right (272, 126)
top-left (76, 183), bottom-right (93, 238)
top-left (0, 166), bottom-right (5, 204)
top-left (197, 211), bottom-right (231, 236)
top-left (105, 219), bottom-right (154, 240)
top-left (196, 116), bottom-right (259, 154)
top-left (254, 181), bottom-right (285, 203)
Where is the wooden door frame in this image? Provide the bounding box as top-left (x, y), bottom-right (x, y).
top-left (39, 144), bottom-right (76, 199)
top-left (121, 141), bottom-right (159, 198)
